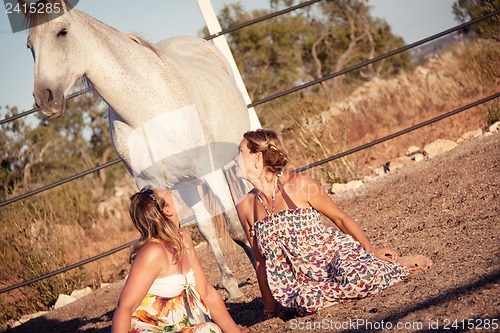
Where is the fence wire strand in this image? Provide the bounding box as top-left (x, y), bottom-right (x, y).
top-left (0, 158), bottom-right (121, 208)
top-left (294, 92), bottom-right (499, 173)
top-left (0, 87), bottom-right (91, 126)
top-left (204, 0), bottom-right (323, 41)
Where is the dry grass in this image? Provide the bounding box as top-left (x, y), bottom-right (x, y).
top-left (279, 38), bottom-right (499, 185)
top-left (0, 177), bottom-right (137, 326)
top-left (323, 39), bottom-right (497, 134)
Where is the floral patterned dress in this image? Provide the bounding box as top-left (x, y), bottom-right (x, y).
top-left (130, 269), bottom-right (221, 333)
top-left (253, 204), bottom-right (410, 314)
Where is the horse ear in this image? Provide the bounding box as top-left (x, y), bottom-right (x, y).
top-left (57, 0), bottom-right (70, 13)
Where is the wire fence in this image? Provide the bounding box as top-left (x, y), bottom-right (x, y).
top-left (0, 4), bottom-right (498, 295)
top-left (1, 90), bottom-right (498, 295)
top-left (1, 8), bottom-right (498, 208)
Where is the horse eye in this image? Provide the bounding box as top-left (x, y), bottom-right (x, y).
top-left (57, 29), bottom-right (68, 37)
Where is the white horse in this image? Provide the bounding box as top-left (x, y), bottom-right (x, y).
top-left (22, 0), bottom-right (255, 299)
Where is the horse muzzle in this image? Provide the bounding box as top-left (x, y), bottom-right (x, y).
top-left (34, 87), bottom-right (66, 119)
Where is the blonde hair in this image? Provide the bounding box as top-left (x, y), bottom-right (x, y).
top-left (128, 187), bottom-right (184, 264)
top-left (244, 129), bottom-right (289, 173)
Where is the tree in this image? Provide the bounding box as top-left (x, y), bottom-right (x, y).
top-left (217, 0), bottom-right (411, 127)
top-left (453, 0), bottom-right (500, 40)
top-left (0, 106), bottom-right (31, 193)
top-left (0, 88), bottom-right (122, 199)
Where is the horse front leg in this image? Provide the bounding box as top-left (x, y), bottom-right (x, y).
top-left (197, 215), bottom-right (244, 299)
top-left (223, 209), bottom-right (257, 269)
top-left (178, 184), bottom-right (244, 299)
top-left (204, 168), bottom-right (256, 269)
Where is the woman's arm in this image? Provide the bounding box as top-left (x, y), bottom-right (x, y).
top-left (236, 196), bottom-right (278, 314)
top-left (299, 175), bottom-right (398, 261)
top-left (181, 230), bottom-right (248, 333)
top-left (111, 243), bottom-right (166, 333)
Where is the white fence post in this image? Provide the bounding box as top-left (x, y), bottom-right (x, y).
top-left (197, 0), bottom-right (261, 130)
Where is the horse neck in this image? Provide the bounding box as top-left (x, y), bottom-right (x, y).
top-left (74, 11), bottom-right (168, 126)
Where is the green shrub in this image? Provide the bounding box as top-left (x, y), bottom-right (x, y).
top-left (485, 100), bottom-right (500, 126)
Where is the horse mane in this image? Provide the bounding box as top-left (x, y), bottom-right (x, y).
top-left (125, 33), bottom-right (162, 60)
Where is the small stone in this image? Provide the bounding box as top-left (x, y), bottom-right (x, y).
top-left (489, 121), bottom-right (500, 133)
top-left (424, 139), bottom-right (457, 158)
top-left (70, 287), bottom-right (92, 299)
top-left (54, 294), bottom-right (76, 309)
top-left (460, 129), bottom-right (483, 141)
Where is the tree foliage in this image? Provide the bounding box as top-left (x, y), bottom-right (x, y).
top-left (217, 0), bottom-right (412, 128)
top-left (0, 90), bottom-right (122, 200)
top-left (453, 0), bottom-right (500, 40)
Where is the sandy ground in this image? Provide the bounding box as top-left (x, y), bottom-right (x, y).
top-left (3, 131), bottom-right (499, 332)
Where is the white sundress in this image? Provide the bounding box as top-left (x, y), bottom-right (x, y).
top-left (130, 269), bottom-right (222, 333)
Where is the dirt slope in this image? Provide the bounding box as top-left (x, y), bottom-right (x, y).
top-left (4, 132), bottom-right (499, 333)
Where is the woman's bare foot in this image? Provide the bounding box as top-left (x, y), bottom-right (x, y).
top-left (397, 255), bottom-right (433, 273)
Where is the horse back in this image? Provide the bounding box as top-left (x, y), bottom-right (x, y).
top-left (153, 36), bottom-right (250, 141)
top-left (154, 36), bottom-right (233, 78)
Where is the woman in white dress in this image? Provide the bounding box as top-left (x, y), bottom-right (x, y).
top-left (111, 187), bottom-right (248, 333)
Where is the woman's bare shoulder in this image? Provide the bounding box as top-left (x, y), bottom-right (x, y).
top-left (282, 171), bottom-right (317, 190)
top-left (281, 171), bottom-right (324, 205)
top-left (140, 240), bottom-right (167, 252)
top-left (135, 240), bottom-right (170, 264)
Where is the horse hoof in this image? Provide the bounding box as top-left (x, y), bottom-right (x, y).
top-left (227, 288), bottom-right (244, 300)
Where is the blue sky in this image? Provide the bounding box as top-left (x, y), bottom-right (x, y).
top-left (0, 0), bottom-right (457, 114)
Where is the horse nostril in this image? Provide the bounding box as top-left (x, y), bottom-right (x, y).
top-left (46, 89), bottom-right (54, 103)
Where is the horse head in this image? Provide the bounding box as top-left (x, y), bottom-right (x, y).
top-left (23, 0), bottom-right (86, 119)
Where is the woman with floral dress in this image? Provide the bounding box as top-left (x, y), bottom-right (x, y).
top-left (234, 129), bottom-right (432, 317)
top-left (112, 187), bottom-right (248, 333)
